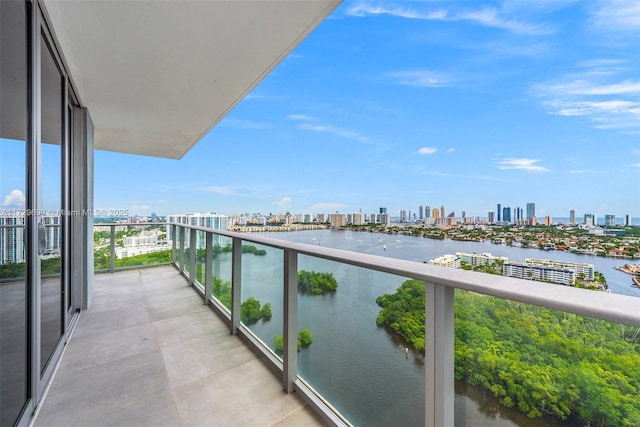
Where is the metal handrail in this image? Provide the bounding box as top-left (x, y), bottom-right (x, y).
top-left (174, 223), bottom-right (640, 327)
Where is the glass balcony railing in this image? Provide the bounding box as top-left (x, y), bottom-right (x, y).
top-left (93, 223), bottom-right (171, 272)
top-left (100, 223), bottom-right (640, 427)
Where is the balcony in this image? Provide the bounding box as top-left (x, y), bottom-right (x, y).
top-left (33, 223), bottom-right (640, 426)
top-left (34, 265), bottom-right (324, 426)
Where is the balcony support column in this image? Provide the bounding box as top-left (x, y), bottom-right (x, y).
top-left (425, 283), bottom-right (454, 427)
top-left (109, 224), bottom-right (115, 273)
top-left (283, 249), bottom-right (298, 393)
top-left (189, 227), bottom-right (196, 286)
top-left (178, 226), bottom-right (185, 275)
top-left (204, 231), bottom-right (213, 304)
top-left (231, 237), bottom-right (242, 334)
top-left (171, 224), bottom-right (177, 265)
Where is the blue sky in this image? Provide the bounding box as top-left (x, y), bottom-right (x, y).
top-left (3, 1), bottom-right (639, 220)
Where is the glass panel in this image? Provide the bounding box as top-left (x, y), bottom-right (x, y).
top-left (240, 242), bottom-right (281, 353)
top-left (296, 255), bottom-right (425, 426)
top-left (0, 1), bottom-right (29, 422)
top-left (111, 224), bottom-right (170, 269)
top-left (455, 291), bottom-right (640, 426)
top-left (40, 34), bottom-right (63, 371)
top-left (212, 235), bottom-right (232, 309)
top-left (194, 230), bottom-right (205, 285)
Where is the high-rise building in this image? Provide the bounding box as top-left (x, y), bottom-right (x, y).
top-left (440, 205), bottom-right (445, 218)
top-left (569, 209), bottom-right (576, 224)
top-left (167, 213), bottom-right (228, 248)
top-left (425, 205), bottom-right (431, 218)
top-left (515, 207), bottom-right (523, 221)
top-left (544, 216), bottom-right (552, 226)
top-left (502, 207), bottom-right (511, 223)
top-left (584, 213), bottom-right (595, 226)
top-left (624, 214), bottom-right (631, 226)
top-left (497, 204), bottom-right (501, 222)
top-left (488, 211), bottom-right (495, 223)
top-left (526, 203), bottom-right (535, 220)
top-left (604, 214), bottom-right (615, 227)
top-left (329, 213), bottom-right (346, 228)
top-left (462, 211), bottom-right (466, 218)
top-left (432, 208), bottom-right (440, 219)
top-left (419, 206), bottom-right (424, 220)
top-left (400, 210), bottom-right (407, 222)
top-left (379, 207), bottom-right (387, 214)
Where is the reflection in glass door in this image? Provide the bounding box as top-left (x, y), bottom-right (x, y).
top-left (39, 34), bottom-right (64, 373)
top-left (0, 1), bottom-right (30, 425)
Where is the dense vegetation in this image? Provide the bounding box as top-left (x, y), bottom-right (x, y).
top-left (298, 270), bottom-right (338, 294)
top-left (274, 328), bottom-right (313, 351)
top-left (240, 297), bottom-right (272, 324)
top-left (377, 279), bottom-right (640, 426)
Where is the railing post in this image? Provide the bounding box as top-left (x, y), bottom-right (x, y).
top-left (189, 227), bottom-right (196, 286)
top-left (171, 224), bottom-right (176, 265)
top-left (109, 224), bottom-right (115, 273)
top-left (425, 283), bottom-right (454, 427)
top-left (204, 231), bottom-right (213, 305)
top-left (178, 225), bottom-right (185, 275)
top-left (231, 237), bottom-right (242, 334)
top-left (283, 249), bottom-right (298, 393)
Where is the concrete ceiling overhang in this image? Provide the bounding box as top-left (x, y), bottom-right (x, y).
top-left (42, 0), bottom-right (340, 159)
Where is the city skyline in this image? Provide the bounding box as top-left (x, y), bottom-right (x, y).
top-left (2, 1), bottom-right (639, 218)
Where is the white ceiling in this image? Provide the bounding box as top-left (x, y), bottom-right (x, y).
top-left (43, 0), bottom-right (340, 159)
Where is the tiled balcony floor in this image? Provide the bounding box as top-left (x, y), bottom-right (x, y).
top-left (34, 266), bottom-right (324, 427)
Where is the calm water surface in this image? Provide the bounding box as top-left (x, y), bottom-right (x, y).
top-left (219, 230), bottom-right (639, 426)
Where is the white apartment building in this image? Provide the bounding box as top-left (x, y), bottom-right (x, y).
top-left (428, 254), bottom-right (461, 269)
top-left (503, 262), bottom-right (576, 286)
top-left (0, 215), bottom-right (26, 264)
top-left (167, 213), bottom-right (228, 250)
top-left (456, 252), bottom-right (508, 267)
top-left (329, 213), bottom-right (346, 229)
top-left (524, 258), bottom-right (595, 281)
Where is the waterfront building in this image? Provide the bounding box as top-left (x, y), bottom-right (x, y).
top-left (167, 213), bottom-right (229, 249)
top-left (503, 262), bottom-right (576, 286)
top-left (570, 209), bottom-right (576, 224)
top-left (400, 210), bottom-right (407, 223)
top-left (544, 215), bottom-right (552, 226)
top-left (329, 213), bottom-right (347, 228)
top-left (379, 213), bottom-right (390, 225)
top-left (316, 213), bottom-right (327, 224)
top-left (440, 205), bottom-right (445, 218)
top-left (419, 205), bottom-right (424, 220)
top-left (428, 254), bottom-right (461, 269)
top-left (497, 203), bottom-right (502, 222)
top-left (424, 205), bottom-right (431, 218)
top-left (526, 203), bottom-right (535, 220)
top-left (488, 211), bottom-right (495, 223)
top-left (605, 214), bottom-right (615, 226)
top-left (515, 207), bottom-right (523, 221)
top-left (456, 252), bottom-right (508, 267)
top-left (524, 258), bottom-right (594, 281)
top-left (349, 213), bottom-right (365, 225)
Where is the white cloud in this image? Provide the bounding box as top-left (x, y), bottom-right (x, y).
top-left (2, 189), bottom-right (25, 207)
top-left (273, 197), bottom-right (292, 209)
top-left (591, 0), bottom-right (640, 34)
top-left (388, 71), bottom-right (452, 88)
top-left (346, 2), bottom-right (552, 35)
top-left (299, 123), bottom-right (371, 144)
top-left (633, 163), bottom-right (640, 168)
top-left (447, 147), bottom-right (456, 153)
top-left (308, 202), bottom-right (348, 212)
top-left (532, 64), bottom-right (640, 133)
top-left (416, 147), bottom-right (438, 155)
top-left (346, 3), bottom-right (447, 20)
top-left (200, 186), bottom-right (235, 195)
top-left (287, 114), bottom-right (313, 121)
top-left (496, 158), bottom-right (549, 173)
